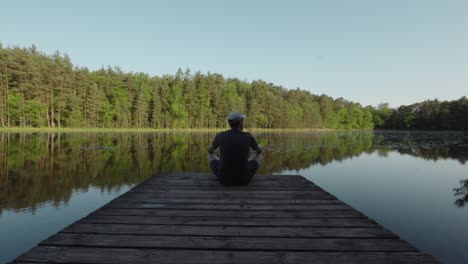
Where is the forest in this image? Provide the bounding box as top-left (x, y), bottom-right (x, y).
top-left (371, 99), bottom-right (468, 131)
top-left (0, 44), bottom-right (467, 130)
top-left (0, 45), bottom-right (373, 129)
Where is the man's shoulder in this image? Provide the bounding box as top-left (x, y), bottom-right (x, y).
top-left (222, 129), bottom-right (254, 138)
top-left (239, 131), bottom-right (257, 142)
top-left (215, 130), bottom-right (229, 139)
top-left (242, 131), bottom-right (255, 138)
top-left (217, 130), bottom-right (230, 136)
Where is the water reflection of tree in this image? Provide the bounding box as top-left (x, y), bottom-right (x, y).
top-left (0, 131), bottom-right (374, 213)
top-left (258, 131), bottom-right (375, 172)
top-left (1, 131), bottom-right (467, 212)
top-left (454, 179), bottom-right (468, 207)
top-left (455, 133), bottom-right (468, 207)
top-left (374, 131), bottom-right (468, 165)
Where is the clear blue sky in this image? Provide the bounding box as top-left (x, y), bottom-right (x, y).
top-left (1, 0), bottom-right (467, 107)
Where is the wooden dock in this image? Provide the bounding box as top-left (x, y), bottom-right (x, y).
top-left (12, 172), bottom-right (439, 263)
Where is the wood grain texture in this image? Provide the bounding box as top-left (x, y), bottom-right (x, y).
top-left (81, 214), bottom-right (379, 227)
top-left (40, 233), bottom-right (417, 252)
top-left (128, 188), bottom-right (324, 194)
top-left (63, 223), bottom-right (397, 238)
top-left (12, 172), bottom-right (439, 263)
top-left (15, 246), bottom-right (440, 264)
top-left (119, 192), bottom-right (336, 200)
top-left (143, 180), bottom-right (319, 187)
top-left (92, 208), bottom-right (366, 218)
top-left (112, 197), bottom-right (340, 204)
top-left (105, 202), bottom-right (352, 210)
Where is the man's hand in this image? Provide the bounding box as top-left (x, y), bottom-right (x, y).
top-left (249, 146), bottom-right (263, 164)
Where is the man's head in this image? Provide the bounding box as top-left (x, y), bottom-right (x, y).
top-left (227, 112), bottom-right (246, 130)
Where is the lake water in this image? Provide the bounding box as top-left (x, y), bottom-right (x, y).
top-left (0, 131), bottom-right (467, 263)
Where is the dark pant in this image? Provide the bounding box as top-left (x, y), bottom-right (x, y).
top-left (210, 160), bottom-right (259, 186)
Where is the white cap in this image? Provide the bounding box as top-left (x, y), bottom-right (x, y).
top-left (227, 112), bottom-right (246, 123)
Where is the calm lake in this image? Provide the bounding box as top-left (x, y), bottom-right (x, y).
top-left (0, 131), bottom-right (467, 263)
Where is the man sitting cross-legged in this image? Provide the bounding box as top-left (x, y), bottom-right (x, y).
top-left (208, 112), bottom-right (263, 186)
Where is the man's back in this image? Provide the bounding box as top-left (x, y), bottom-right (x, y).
top-left (211, 129), bottom-right (259, 182)
top-left (208, 112), bottom-right (262, 185)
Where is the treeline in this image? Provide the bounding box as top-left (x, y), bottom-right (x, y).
top-left (0, 45), bottom-right (374, 129)
top-left (371, 98), bottom-right (468, 130)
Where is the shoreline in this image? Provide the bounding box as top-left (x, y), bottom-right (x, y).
top-left (0, 127), bottom-right (340, 133)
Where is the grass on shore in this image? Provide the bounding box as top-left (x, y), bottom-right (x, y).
top-left (0, 127), bottom-right (337, 133)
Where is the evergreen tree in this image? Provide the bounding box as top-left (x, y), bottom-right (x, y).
top-left (3, 44), bottom-right (465, 131)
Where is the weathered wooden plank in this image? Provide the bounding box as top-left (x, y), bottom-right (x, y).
top-left (148, 177), bottom-right (311, 183)
top-left (143, 179), bottom-right (314, 187)
top-left (81, 215), bottom-right (378, 227)
top-left (63, 223), bottom-right (397, 238)
top-left (92, 208), bottom-right (366, 218)
top-left (153, 172), bottom-right (306, 181)
top-left (147, 173), bottom-right (310, 182)
top-left (128, 188), bottom-right (323, 194)
top-left (40, 233), bottom-right (416, 252)
top-left (119, 192), bottom-right (335, 200)
top-left (123, 189), bottom-right (331, 196)
top-left (106, 202), bottom-right (353, 210)
top-left (15, 246), bottom-right (440, 264)
top-left (134, 185), bottom-right (322, 191)
top-left (11, 173), bottom-right (440, 264)
top-left (113, 197), bottom-right (339, 204)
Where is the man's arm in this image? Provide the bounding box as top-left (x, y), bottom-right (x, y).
top-left (208, 134), bottom-right (220, 154)
top-left (255, 145), bottom-right (263, 155)
top-left (208, 144), bottom-right (216, 154)
top-left (249, 135), bottom-right (263, 164)
top-left (250, 134), bottom-right (262, 154)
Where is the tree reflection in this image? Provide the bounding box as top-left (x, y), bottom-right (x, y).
top-left (454, 179), bottom-right (468, 207)
top-left (1, 131), bottom-right (467, 213)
